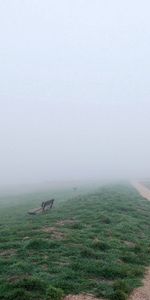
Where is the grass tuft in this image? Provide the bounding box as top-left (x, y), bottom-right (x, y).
top-left (46, 285), bottom-right (64, 300)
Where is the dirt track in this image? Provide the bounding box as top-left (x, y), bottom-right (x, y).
top-left (129, 182), bottom-right (150, 300)
top-left (128, 269), bottom-right (150, 300)
top-left (132, 181), bottom-right (150, 201)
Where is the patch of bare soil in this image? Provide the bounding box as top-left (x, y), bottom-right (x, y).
top-left (42, 264), bottom-right (48, 270)
top-left (132, 182), bottom-right (150, 201)
top-left (8, 275), bottom-right (28, 283)
top-left (41, 227), bottom-right (65, 240)
top-left (56, 219), bottom-right (76, 226)
top-left (0, 249), bottom-right (16, 257)
top-left (124, 240), bottom-right (136, 248)
top-left (128, 268), bottom-right (150, 300)
top-left (64, 294), bottom-right (104, 300)
top-left (42, 226), bottom-right (56, 233)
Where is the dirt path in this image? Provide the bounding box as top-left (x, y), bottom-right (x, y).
top-left (129, 182), bottom-right (150, 299)
top-left (131, 181), bottom-right (150, 201)
top-left (128, 269), bottom-right (150, 300)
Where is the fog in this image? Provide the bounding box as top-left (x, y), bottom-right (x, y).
top-left (0, 1), bottom-right (150, 186)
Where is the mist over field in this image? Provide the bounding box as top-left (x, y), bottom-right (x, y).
top-left (0, 1), bottom-right (150, 188)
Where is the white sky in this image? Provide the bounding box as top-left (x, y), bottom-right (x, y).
top-left (0, 1), bottom-right (150, 185)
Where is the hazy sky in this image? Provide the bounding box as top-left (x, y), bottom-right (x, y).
top-left (0, 1), bottom-right (150, 185)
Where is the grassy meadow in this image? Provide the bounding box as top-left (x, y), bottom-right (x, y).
top-left (0, 183), bottom-right (150, 300)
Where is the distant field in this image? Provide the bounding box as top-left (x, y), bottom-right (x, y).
top-left (0, 184), bottom-right (150, 300)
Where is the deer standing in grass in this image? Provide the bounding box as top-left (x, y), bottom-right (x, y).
top-left (41, 199), bottom-right (54, 212)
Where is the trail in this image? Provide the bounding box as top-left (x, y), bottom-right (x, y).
top-left (129, 182), bottom-right (150, 300)
top-left (131, 181), bottom-right (150, 201)
top-left (128, 269), bottom-right (150, 300)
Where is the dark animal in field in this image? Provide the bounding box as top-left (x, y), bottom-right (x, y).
top-left (41, 199), bottom-right (54, 211)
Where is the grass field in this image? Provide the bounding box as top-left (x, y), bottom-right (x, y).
top-left (0, 183), bottom-right (150, 300)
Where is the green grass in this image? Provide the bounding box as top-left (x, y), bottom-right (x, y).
top-left (0, 184), bottom-right (150, 300)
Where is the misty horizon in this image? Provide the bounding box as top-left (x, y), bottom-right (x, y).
top-left (0, 1), bottom-right (150, 186)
